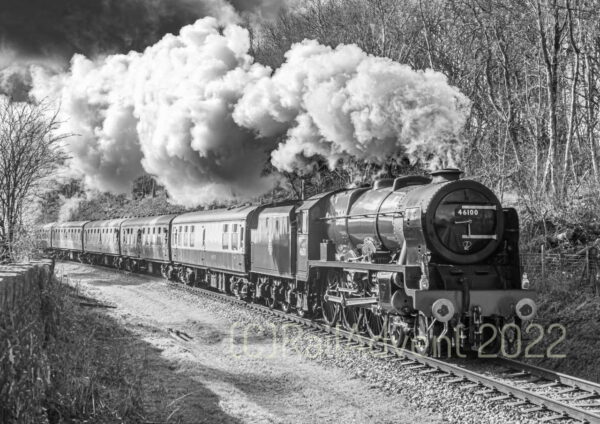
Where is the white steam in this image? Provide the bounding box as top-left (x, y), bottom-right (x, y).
top-left (32, 18), bottom-right (276, 206)
top-left (234, 40), bottom-right (469, 172)
top-left (31, 18), bottom-right (469, 206)
top-left (58, 195), bottom-right (84, 222)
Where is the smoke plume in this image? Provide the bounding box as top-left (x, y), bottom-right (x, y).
top-left (234, 40), bottom-right (470, 172)
top-left (32, 18), bottom-right (469, 206)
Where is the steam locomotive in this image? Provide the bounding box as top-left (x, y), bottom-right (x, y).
top-left (38, 169), bottom-right (536, 355)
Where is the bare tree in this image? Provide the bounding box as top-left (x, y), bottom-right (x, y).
top-left (0, 97), bottom-right (68, 261)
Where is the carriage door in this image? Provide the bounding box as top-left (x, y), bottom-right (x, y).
top-left (162, 227), bottom-right (169, 259)
top-left (201, 226), bottom-right (206, 266)
top-left (136, 229), bottom-right (142, 257)
top-left (296, 210), bottom-right (309, 280)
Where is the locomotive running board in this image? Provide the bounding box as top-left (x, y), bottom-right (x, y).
top-left (309, 260), bottom-right (404, 273)
top-left (323, 294), bottom-right (378, 306)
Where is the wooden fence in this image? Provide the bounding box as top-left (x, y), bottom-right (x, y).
top-left (521, 247), bottom-right (600, 294)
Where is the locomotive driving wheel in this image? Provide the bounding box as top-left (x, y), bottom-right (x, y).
top-left (321, 270), bottom-right (341, 326)
top-left (341, 306), bottom-right (363, 332)
top-left (389, 318), bottom-right (408, 348)
top-left (364, 309), bottom-right (386, 340)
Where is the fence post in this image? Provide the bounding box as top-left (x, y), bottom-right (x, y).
top-left (584, 248), bottom-right (590, 286)
top-left (541, 244), bottom-right (545, 290)
top-left (590, 247), bottom-right (599, 296)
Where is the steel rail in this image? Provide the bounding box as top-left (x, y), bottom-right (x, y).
top-left (496, 358), bottom-right (600, 396)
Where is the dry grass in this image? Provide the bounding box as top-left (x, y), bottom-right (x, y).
top-left (1, 274), bottom-right (152, 424)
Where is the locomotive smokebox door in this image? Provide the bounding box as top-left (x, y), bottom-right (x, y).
top-left (320, 240), bottom-right (335, 261)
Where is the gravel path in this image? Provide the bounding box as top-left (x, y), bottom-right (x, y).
top-left (57, 262), bottom-right (439, 424)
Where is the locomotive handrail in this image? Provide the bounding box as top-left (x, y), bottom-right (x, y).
top-left (319, 211), bottom-right (404, 221)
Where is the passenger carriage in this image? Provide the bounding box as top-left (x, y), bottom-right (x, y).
top-left (170, 205), bottom-right (261, 291)
top-left (36, 223), bottom-right (54, 250)
top-left (51, 221), bottom-right (89, 260)
top-left (120, 215), bottom-right (177, 274)
top-left (82, 219), bottom-right (127, 267)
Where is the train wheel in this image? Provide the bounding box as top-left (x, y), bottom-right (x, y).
top-left (389, 320), bottom-right (407, 348)
top-left (322, 299), bottom-right (339, 326)
top-left (341, 306), bottom-right (362, 332)
top-left (322, 270), bottom-right (341, 326)
top-left (265, 296), bottom-right (277, 309)
top-left (298, 295), bottom-right (317, 319)
top-left (364, 309), bottom-right (386, 340)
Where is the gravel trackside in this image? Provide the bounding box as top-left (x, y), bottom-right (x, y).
top-left (56, 262), bottom-right (439, 424)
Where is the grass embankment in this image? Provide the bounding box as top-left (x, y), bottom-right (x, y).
top-left (527, 278), bottom-right (600, 382)
top-left (0, 274), bottom-right (175, 423)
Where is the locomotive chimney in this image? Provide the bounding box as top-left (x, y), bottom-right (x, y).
top-left (430, 168), bottom-right (462, 183)
top-left (373, 178), bottom-right (394, 189)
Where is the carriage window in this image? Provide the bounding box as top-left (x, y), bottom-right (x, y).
top-left (275, 219), bottom-right (280, 233)
top-left (158, 227), bottom-right (161, 234)
top-left (202, 228), bottom-right (206, 246)
top-left (231, 226), bottom-right (238, 250)
top-left (222, 224), bottom-right (230, 250)
top-left (240, 227), bottom-right (244, 246)
top-left (190, 226), bottom-right (195, 247)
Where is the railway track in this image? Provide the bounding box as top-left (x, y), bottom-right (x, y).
top-left (167, 281), bottom-right (600, 424)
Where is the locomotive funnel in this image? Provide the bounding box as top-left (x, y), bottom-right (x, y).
top-left (430, 168), bottom-right (462, 183)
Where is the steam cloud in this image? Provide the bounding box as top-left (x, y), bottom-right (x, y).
top-left (31, 18), bottom-right (469, 207)
top-left (234, 40), bottom-right (470, 172)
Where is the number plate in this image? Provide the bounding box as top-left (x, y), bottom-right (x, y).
top-left (455, 205), bottom-right (495, 218)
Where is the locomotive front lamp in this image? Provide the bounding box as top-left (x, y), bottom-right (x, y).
top-left (419, 273), bottom-right (429, 290)
top-left (521, 273), bottom-right (530, 290)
